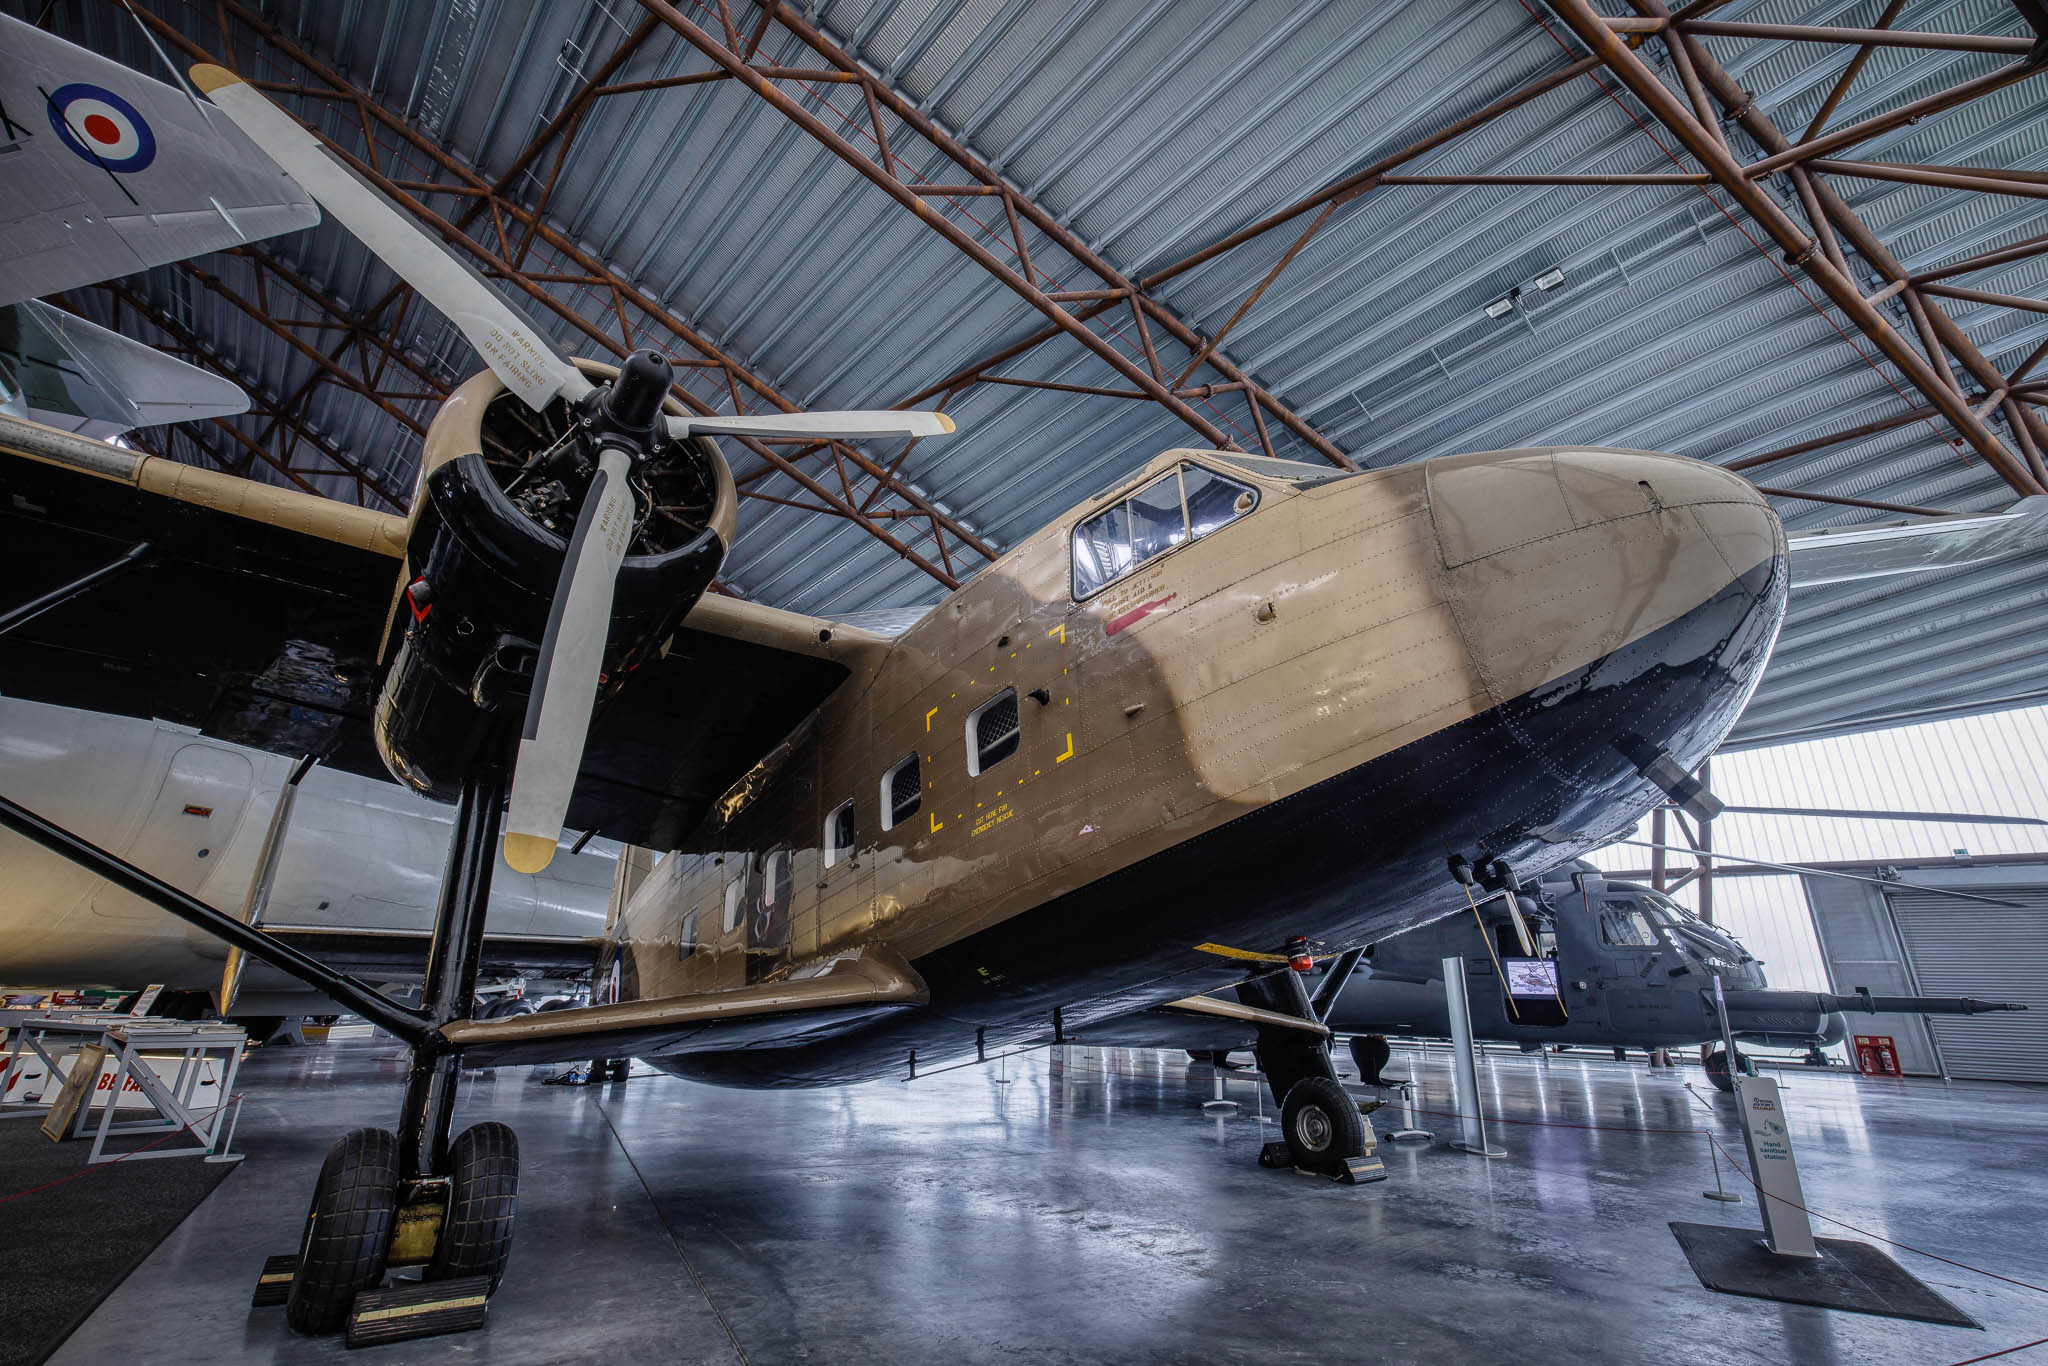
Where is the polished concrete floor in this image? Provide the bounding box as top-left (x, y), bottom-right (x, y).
top-left (44, 1037), bottom-right (2048, 1365)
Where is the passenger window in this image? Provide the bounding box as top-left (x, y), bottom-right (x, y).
top-left (1070, 463), bottom-right (1258, 597)
top-left (967, 688), bottom-right (1020, 775)
top-left (763, 849), bottom-right (791, 907)
top-left (679, 909), bottom-right (699, 961)
top-left (1182, 465), bottom-right (1257, 538)
top-left (881, 753), bottom-right (921, 830)
top-left (824, 800), bottom-right (856, 868)
top-left (722, 877), bottom-right (744, 934)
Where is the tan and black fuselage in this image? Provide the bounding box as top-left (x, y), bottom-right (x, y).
top-left (606, 444), bottom-right (1786, 1086)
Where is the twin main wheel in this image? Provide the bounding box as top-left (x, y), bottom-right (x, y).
top-left (285, 1122), bottom-right (520, 1335)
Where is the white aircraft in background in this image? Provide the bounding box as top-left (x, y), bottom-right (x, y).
top-left (0, 696), bottom-right (615, 1023)
top-left (0, 11), bottom-right (318, 437)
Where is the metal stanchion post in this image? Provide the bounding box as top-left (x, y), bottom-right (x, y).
top-left (1444, 956), bottom-right (1504, 1157)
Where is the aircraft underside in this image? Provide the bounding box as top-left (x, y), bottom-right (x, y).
top-left (655, 553), bottom-right (1787, 1088)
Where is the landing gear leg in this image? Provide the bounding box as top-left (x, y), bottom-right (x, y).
top-left (285, 760), bottom-right (519, 1335)
top-left (1237, 950), bottom-right (1380, 1182)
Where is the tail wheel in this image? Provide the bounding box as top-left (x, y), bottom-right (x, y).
top-left (1280, 1076), bottom-right (1364, 1175)
top-left (287, 1128), bottom-right (400, 1334)
top-left (427, 1122), bottom-right (520, 1293)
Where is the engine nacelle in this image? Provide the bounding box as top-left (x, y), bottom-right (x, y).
top-left (372, 360), bottom-right (735, 801)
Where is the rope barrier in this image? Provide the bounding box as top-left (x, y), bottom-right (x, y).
top-left (0, 1093), bottom-right (242, 1205)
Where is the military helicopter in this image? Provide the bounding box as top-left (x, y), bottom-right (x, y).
top-left (1326, 860), bottom-right (2026, 1091)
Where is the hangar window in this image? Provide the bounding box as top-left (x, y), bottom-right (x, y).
top-left (881, 753), bottom-right (921, 830)
top-left (1070, 464), bottom-right (1258, 598)
top-left (968, 688), bottom-right (1021, 775)
top-left (722, 876), bottom-right (745, 934)
top-left (824, 800), bottom-right (856, 868)
top-left (679, 909), bottom-right (699, 961)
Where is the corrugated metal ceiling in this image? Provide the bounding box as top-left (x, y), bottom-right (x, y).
top-left (21, 0), bottom-right (2048, 746)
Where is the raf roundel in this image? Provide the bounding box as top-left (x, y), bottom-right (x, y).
top-left (45, 82), bottom-right (157, 174)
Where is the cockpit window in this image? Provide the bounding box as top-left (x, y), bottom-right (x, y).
top-left (1598, 902), bottom-right (1660, 947)
top-left (1071, 463), bottom-right (1257, 598)
top-left (1202, 452), bottom-right (1352, 486)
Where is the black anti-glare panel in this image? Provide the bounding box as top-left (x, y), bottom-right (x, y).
top-left (1669, 1222), bottom-right (1979, 1328)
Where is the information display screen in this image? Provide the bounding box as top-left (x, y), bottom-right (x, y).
top-left (1502, 957), bottom-right (1559, 999)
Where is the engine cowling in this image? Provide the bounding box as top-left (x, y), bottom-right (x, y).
top-left (372, 360), bottom-right (735, 802)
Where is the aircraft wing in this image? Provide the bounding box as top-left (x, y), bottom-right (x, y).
top-left (0, 413), bottom-right (875, 850)
top-left (441, 943), bottom-right (929, 1067)
top-left (0, 12), bottom-right (318, 307)
top-left (4, 299), bottom-right (249, 438)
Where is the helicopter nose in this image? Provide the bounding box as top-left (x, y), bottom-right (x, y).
top-left (1427, 446), bottom-right (1785, 715)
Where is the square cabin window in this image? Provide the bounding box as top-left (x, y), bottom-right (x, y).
top-left (722, 876), bottom-right (744, 934)
top-left (967, 688), bottom-right (1020, 775)
top-left (881, 753), bottom-right (921, 831)
top-left (1182, 465), bottom-right (1258, 539)
top-left (678, 909), bottom-right (699, 961)
top-left (824, 799), bottom-right (856, 868)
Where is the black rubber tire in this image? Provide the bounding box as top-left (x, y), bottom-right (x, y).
top-left (1347, 1034), bottom-right (1391, 1086)
top-left (286, 1128), bottom-right (400, 1335)
top-left (1281, 1076), bottom-right (1365, 1175)
top-left (427, 1122), bottom-right (519, 1293)
top-left (1704, 1047), bottom-right (1742, 1093)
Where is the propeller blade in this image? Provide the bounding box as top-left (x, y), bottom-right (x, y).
top-left (503, 447), bottom-right (637, 874)
top-left (1614, 840), bottom-right (2028, 908)
top-left (668, 410), bottom-right (955, 442)
top-left (1709, 804), bottom-right (2048, 828)
top-left (189, 65), bottom-right (592, 413)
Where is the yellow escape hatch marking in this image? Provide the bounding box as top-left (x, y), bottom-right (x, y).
top-left (925, 707), bottom-right (938, 732)
top-left (1049, 623), bottom-right (1065, 644)
top-left (1055, 733), bottom-right (1074, 763)
top-left (929, 811), bottom-right (943, 833)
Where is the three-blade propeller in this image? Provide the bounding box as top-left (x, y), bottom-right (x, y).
top-left (193, 65), bottom-right (957, 872)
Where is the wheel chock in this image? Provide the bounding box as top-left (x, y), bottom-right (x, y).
top-left (1257, 1141), bottom-right (1386, 1183)
top-left (344, 1275), bottom-right (491, 1348)
top-left (250, 1255), bottom-right (299, 1308)
top-left (1338, 1153), bottom-right (1387, 1184)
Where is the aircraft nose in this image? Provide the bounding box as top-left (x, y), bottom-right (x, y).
top-left (1425, 445), bottom-right (1786, 776)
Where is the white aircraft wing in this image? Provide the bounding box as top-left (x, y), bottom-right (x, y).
top-left (0, 12), bottom-right (317, 307)
top-left (1787, 496), bottom-right (2048, 588)
top-left (2, 299), bottom-right (247, 438)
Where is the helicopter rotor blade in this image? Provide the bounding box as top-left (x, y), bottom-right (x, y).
top-left (1699, 804), bottom-right (2048, 828)
top-left (1615, 840), bottom-right (2028, 908)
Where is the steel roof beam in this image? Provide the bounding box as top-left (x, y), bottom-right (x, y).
top-left (80, 283), bottom-right (404, 510)
top-left (129, 0), bottom-right (987, 590)
top-left (1633, 0), bottom-right (2048, 477)
top-left (1546, 0), bottom-right (2043, 497)
top-left (631, 0), bottom-right (1353, 468)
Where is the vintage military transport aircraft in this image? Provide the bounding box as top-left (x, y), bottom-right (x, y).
top-left (0, 63), bottom-right (1789, 1336)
